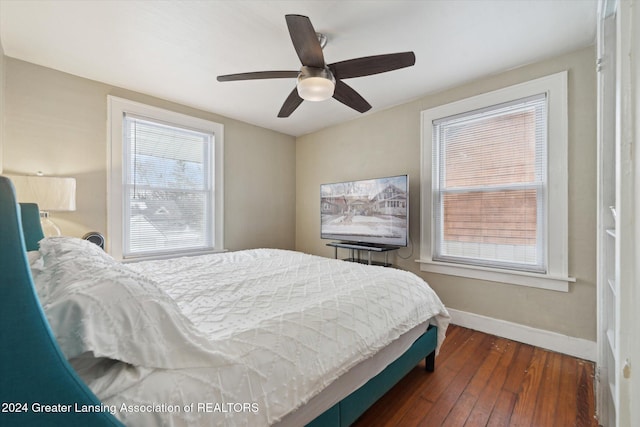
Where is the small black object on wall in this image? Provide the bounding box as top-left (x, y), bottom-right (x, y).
top-left (82, 232), bottom-right (105, 250)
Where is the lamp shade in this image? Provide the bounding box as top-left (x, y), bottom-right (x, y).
top-left (6, 175), bottom-right (76, 211)
top-left (296, 66), bottom-right (335, 102)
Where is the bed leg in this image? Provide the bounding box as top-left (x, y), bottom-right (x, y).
top-left (425, 351), bottom-right (435, 372)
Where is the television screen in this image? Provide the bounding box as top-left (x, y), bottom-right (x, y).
top-left (320, 174), bottom-right (408, 247)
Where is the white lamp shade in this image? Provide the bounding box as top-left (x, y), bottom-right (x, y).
top-left (296, 66), bottom-right (336, 102)
top-left (297, 77), bottom-right (335, 101)
top-left (6, 175), bottom-right (76, 211)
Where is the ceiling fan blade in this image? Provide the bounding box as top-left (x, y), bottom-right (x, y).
top-left (278, 87), bottom-right (304, 118)
top-left (285, 14), bottom-right (325, 68)
top-left (332, 80), bottom-right (372, 113)
top-left (329, 52), bottom-right (416, 79)
top-left (217, 71), bottom-right (299, 82)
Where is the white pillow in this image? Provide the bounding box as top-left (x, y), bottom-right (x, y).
top-left (32, 237), bottom-right (220, 369)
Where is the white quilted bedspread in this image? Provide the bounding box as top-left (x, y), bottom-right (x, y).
top-left (97, 249), bottom-right (449, 426)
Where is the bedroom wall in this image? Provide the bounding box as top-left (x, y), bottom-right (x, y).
top-left (2, 57), bottom-right (296, 251)
top-left (295, 46), bottom-right (597, 342)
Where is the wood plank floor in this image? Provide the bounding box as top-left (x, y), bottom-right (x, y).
top-left (353, 325), bottom-right (598, 427)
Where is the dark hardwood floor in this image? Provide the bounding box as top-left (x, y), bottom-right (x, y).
top-left (354, 325), bottom-right (598, 427)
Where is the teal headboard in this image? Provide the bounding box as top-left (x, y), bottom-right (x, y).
top-left (18, 202), bottom-right (45, 251)
top-left (0, 176), bottom-right (123, 426)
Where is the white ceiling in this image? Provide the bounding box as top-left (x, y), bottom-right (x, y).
top-left (0, 0), bottom-right (597, 137)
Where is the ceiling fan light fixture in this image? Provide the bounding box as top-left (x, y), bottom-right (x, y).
top-left (297, 66), bottom-right (335, 101)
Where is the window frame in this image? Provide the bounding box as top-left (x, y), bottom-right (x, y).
top-left (107, 96), bottom-right (224, 261)
top-left (418, 71), bottom-right (574, 292)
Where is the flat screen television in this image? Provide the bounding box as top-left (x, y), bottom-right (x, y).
top-left (320, 174), bottom-right (408, 247)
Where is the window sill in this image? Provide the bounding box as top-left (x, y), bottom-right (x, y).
top-left (119, 248), bottom-right (228, 263)
top-left (416, 259), bottom-right (575, 292)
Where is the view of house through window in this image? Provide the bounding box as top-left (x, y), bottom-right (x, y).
top-left (433, 94), bottom-right (547, 272)
top-left (123, 114), bottom-right (214, 257)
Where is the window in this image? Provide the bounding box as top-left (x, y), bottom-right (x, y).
top-left (108, 97), bottom-right (224, 260)
top-left (419, 72), bottom-right (573, 291)
top-left (433, 94), bottom-right (547, 272)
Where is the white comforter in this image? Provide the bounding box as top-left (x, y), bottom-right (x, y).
top-left (47, 247), bottom-right (449, 426)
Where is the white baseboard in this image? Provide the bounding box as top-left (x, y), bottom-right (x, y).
top-left (447, 308), bottom-right (596, 362)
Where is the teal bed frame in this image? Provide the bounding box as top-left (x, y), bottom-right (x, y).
top-left (0, 175), bottom-right (437, 427)
top-left (307, 326), bottom-right (436, 426)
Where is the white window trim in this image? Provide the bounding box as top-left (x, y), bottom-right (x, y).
top-left (107, 96), bottom-right (224, 261)
top-left (418, 71), bottom-right (575, 292)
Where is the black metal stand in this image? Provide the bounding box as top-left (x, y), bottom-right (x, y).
top-left (326, 242), bottom-right (399, 267)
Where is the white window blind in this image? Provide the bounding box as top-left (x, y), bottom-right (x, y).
top-left (123, 114), bottom-right (214, 258)
top-left (432, 93), bottom-right (547, 273)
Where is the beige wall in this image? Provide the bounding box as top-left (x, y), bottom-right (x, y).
top-left (2, 58), bottom-right (296, 251)
top-left (296, 46), bottom-right (597, 342)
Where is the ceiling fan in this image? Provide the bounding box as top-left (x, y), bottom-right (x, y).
top-left (217, 14), bottom-right (416, 118)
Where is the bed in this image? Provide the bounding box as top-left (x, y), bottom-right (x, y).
top-left (0, 175), bottom-right (449, 427)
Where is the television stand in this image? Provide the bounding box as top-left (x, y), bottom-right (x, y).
top-left (326, 242), bottom-right (399, 267)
